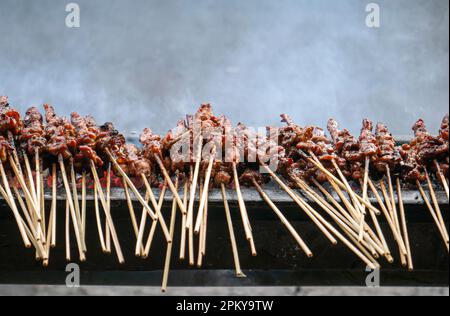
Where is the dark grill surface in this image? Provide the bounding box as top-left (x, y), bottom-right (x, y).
top-left (0, 186), bottom-right (448, 287)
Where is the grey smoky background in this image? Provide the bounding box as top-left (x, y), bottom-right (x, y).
top-left (0, 0), bottom-right (448, 137)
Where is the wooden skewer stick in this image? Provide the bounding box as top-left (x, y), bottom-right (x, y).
top-left (322, 174), bottom-right (386, 256)
top-left (262, 165), bottom-right (337, 245)
top-left (35, 152), bottom-right (44, 245)
top-left (22, 152), bottom-right (39, 219)
top-left (143, 183), bottom-right (167, 258)
top-left (253, 180), bottom-right (313, 258)
top-left (59, 155), bottom-right (85, 262)
top-left (296, 177), bottom-right (384, 257)
top-left (201, 185), bottom-right (209, 256)
top-left (424, 167), bottom-right (449, 245)
top-left (312, 179), bottom-right (381, 247)
top-left (435, 160), bottom-right (449, 200)
top-left (51, 164), bottom-right (57, 248)
top-left (397, 178), bottom-right (413, 271)
top-left (93, 180), bottom-right (107, 252)
top-left (136, 190), bottom-right (152, 257)
top-left (179, 181), bottom-right (189, 260)
top-left (358, 157), bottom-right (370, 242)
top-left (105, 148), bottom-right (156, 220)
top-left (232, 162), bottom-right (257, 256)
top-left (416, 180), bottom-right (449, 252)
top-left (221, 184), bottom-right (246, 277)
top-left (1, 184), bottom-right (45, 258)
top-left (358, 180), bottom-right (392, 262)
top-left (386, 166), bottom-right (402, 242)
top-left (154, 155), bottom-right (187, 216)
top-left (65, 199), bottom-right (71, 262)
top-left (161, 177), bottom-right (179, 293)
top-left (105, 165), bottom-right (112, 253)
top-left (380, 181), bottom-right (397, 229)
top-left (197, 178), bottom-right (205, 267)
top-left (39, 172), bottom-right (46, 246)
top-left (262, 165), bottom-right (379, 268)
top-left (186, 137), bottom-right (203, 229)
top-left (12, 185), bottom-right (40, 241)
top-left (141, 175), bottom-right (171, 243)
top-left (368, 178), bottom-right (408, 256)
top-left (9, 156), bottom-right (40, 223)
top-left (70, 160), bottom-right (85, 253)
top-left (123, 180), bottom-right (144, 255)
top-left (381, 176), bottom-right (407, 264)
top-left (308, 157), bottom-right (381, 215)
top-left (297, 178), bottom-right (381, 265)
top-left (90, 160), bottom-right (125, 263)
top-left (195, 147), bottom-right (216, 234)
top-left (197, 179), bottom-right (209, 266)
top-left (0, 160), bottom-right (31, 248)
top-left (81, 172), bottom-right (87, 246)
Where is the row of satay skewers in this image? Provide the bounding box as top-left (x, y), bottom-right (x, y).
top-left (0, 95), bottom-right (448, 291)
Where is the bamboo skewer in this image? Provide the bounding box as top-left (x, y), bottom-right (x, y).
top-left (135, 191), bottom-right (151, 257)
top-left (262, 165), bottom-right (378, 268)
top-left (105, 148), bottom-right (156, 220)
top-left (12, 185), bottom-right (39, 241)
top-left (424, 167), bottom-right (449, 245)
top-left (262, 165), bottom-right (337, 245)
top-left (70, 160), bottom-right (85, 253)
top-left (313, 179), bottom-right (369, 236)
top-left (154, 155), bottom-right (187, 215)
top-left (381, 176), bottom-right (407, 265)
top-left (397, 178), bottom-right (413, 271)
top-left (22, 152), bottom-right (39, 221)
top-left (386, 166), bottom-right (402, 245)
top-left (65, 199), bottom-right (71, 262)
top-left (105, 165), bottom-right (112, 253)
top-left (435, 160), bottom-right (449, 199)
top-left (297, 178), bottom-right (382, 264)
top-left (197, 178), bottom-right (205, 267)
top-left (295, 177), bottom-right (384, 257)
top-left (141, 175), bottom-right (171, 243)
top-left (143, 184), bottom-right (167, 258)
top-left (368, 178), bottom-right (408, 256)
top-left (221, 184), bottom-right (246, 278)
top-left (51, 164), bottom-right (57, 248)
top-left (59, 155), bottom-right (85, 262)
top-left (90, 160), bottom-right (125, 263)
top-left (187, 137), bottom-right (203, 230)
top-left (357, 179), bottom-right (392, 260)
top-left (179, 181), bottom-right (189, 260)
top-left (8, 156), bottom-right (40, 224)
top-left (81, 172), bottom-right (87, 247)
top-left (0, 160), bottom-right (31, 248)
top-left (195, 148), bottom-right (216, 234)
top-left (93, 180), bottom-right (107, 252)
top-left (359, 156), bottom-right (370, 242)
top-left (308, 157), bottom-right (381, 215)
top-left (161, 177), bottom-right (179, 293)
top-left (39, 172), bottom-right (46, 245)
top-left (123, 180), bottom-right (144, 255)
top-left (198, 179), bottom-right (209, 266)
top-left (232, 162), bottom-right (257, 256)
top-left (329, 158), bottom-right (366, 216)
top-left (253, 180), bottom-right (313, 258)
top-left (416, 180), bottom-right (449, 251)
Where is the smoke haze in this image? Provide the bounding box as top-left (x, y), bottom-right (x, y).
top-left (0, 0), bottom-right (448, 136)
